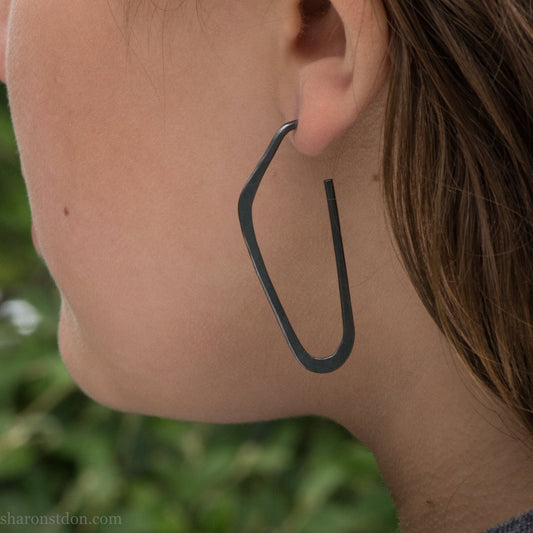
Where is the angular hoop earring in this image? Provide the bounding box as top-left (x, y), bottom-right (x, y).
top-left (238, 120), bottom-right (355, 373)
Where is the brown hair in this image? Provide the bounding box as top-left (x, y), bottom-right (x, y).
top-left (380, 0), bottom-right (533, 437)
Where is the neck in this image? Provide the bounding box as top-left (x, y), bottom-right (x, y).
top-left (332, 344), bottom-right (533, 533)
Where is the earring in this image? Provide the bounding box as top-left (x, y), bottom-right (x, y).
top-left (238, 121), bottom-right (355, 373)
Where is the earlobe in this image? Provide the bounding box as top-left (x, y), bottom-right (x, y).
top-left (294, 56), bottom-right (360, 156)
top-left (0, 0), bottom-right (12, 84)
top-left (287, 0), bottom-right (390, 157)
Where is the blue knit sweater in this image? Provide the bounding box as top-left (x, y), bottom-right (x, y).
top-left (483, 508), bottom-right (533, 532)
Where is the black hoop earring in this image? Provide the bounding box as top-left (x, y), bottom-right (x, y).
top-left (238, 120), bottom-right (355, 373)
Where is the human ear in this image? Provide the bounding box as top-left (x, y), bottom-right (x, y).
top-left (0, 0), bottom-right (11, 83)
top-left (282, 0), bottom-right (390, 156)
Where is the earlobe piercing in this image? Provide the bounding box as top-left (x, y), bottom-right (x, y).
top-left (238, 120), bottom-right (355, 373)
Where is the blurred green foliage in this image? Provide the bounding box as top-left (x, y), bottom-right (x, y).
top-left (0, 83), bottom-right (399, 533)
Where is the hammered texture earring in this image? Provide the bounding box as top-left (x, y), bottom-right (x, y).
top-left (238, 120), bottom-right (355, 373)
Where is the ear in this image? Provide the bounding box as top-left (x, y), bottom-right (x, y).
top-left (0, 0), bottom-right (11, 83)
top-left (282, 0), bottom-right (390, 156)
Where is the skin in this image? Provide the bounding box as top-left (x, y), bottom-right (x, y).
top-left (1, 0), bottom-right (533, 530)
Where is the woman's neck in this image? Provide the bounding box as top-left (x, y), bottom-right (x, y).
top-left (332, 343), bottom-right (533, 533)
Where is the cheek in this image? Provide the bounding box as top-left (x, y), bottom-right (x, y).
top-left (6, 0), bottom-right (314, 421)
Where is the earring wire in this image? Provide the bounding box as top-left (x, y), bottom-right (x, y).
top-left (238, 120), bottom-right (355, 373)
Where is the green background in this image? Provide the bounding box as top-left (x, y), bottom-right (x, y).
top-left (0, 83), bottom-right (399, 533)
